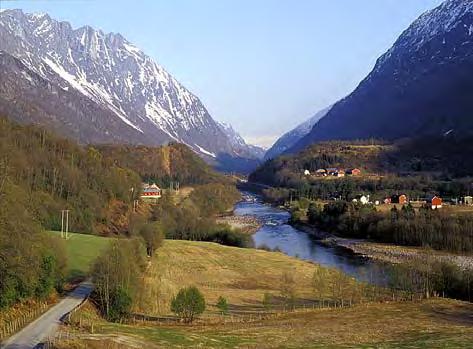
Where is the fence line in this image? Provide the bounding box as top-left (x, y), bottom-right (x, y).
top-left (0, 302), bottom-right (49, 341)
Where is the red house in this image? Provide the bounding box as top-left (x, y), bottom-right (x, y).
top-left (389, 194), bottom-right (408, 205)
top-left (431, 196), bottom-right (443, 209)
top-left (346, 168), bottom-right (361, 176)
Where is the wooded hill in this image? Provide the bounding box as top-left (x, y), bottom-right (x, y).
top-left (250, 138), bottom-right (473, 203)
top-left (0, 116), bottom-right (234, 310)
top-left (251, 137), bottom-right (473, 185)
top-left (0, 117), bottom-right (228, 236)
top-left (98, 143), bottom-right (229, 187)
top-left (251, 141), bottom-right (390, 187)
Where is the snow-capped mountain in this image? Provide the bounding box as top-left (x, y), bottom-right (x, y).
top-left (217, 122), bottom-right (265, 159)
top-left (264, 106), bottom-right (331, 160)
top-left (0, 9), bottom-right (259, 165)
top-left (291, 0), bottom-right (473, 153)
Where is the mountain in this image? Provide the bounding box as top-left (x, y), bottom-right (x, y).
top-left (217, 122), bottom-right (265, 159)
top-left (264, 106), bottom-right (332, 160)
top-left (290, 0), bottom-right (473, 153)
top-left (0, 9), bottom-right (260, 170)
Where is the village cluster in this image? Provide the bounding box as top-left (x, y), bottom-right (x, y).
top-left (351, 193), bottom-right (448, 210)
top-left (302, 167), bottom-right (473, 210)
top-left (303, 167), bottom-right (362, 177)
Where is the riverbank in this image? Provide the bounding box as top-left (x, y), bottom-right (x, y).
top-left (217, 214), bottom-right (262, 235)
top-left (295, 222), bottom-right (473, 271)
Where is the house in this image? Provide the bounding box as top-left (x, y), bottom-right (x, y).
top-left (384, 197), bottom-right (392, 204)
top-left (391, 194), bottom-right (408, 205)
top-left (304, 169), bottom-right (311, 176)
top-left (334, 170), bottom-right (345, 178)
top-left (346, 168), bottom-right (361, 176)
top-left (464, 196), bottom-right (473, 205)
top-left (315, 169), bottom-right (327, 177)
top-left (431, 196), bottom-right (443, 209)
top-left (141, 183), bottom-right (162, 202)
top-left (326, 168), bottom-right (338, 176)
top-left (353, 195), bottom-right (370, 205)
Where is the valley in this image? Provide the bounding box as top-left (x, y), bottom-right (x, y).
top-left (1, 0), bottom-right (473, 348)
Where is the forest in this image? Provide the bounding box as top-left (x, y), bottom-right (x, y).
top-left (98, 143), bottom-right (230, 187)
top-left (292, 200), bottom-right (473, 253)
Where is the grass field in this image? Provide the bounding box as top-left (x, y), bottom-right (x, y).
top-left (135, 239), bottom-right (355, 316)
top-left (55, 298), bottom-right (473, 349)
top-left (53, 240), bottom-right (473, 348)
top-left (49, 231), bottom-right (113, 279)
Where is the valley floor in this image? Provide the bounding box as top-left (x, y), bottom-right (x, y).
top-left (52, 299), bottom-right (473, 349)
top-left (50, 240), bottom-right (473, 349)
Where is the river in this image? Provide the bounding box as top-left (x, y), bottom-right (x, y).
top-left (234, 192), bottom-right (389, 285)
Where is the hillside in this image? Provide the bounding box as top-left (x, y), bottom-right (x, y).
top-left (291, 0), bottom-right (473, 153)
top-left (0, 116), bottom-right (141, 235)
top-left (0, 9), bottom-right (261, 170)
top-left (251, 141), bottom-right (393, 187)
top-left (98, 143), bottom-right (229, 187)
top-left (0, 117), bottom-right (227, 235)
top-left (136, 240), bottom-right (334, 316)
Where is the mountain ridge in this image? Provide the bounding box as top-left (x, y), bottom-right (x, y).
top-left (0, 9), bottom-right (261, 169)
top-left (290, 0), bottom-right (473, 153)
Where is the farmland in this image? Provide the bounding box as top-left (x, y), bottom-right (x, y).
top-left (49, 231), bottom-right (113, 279)
top-left (50, 240), bottom-right (473, 349)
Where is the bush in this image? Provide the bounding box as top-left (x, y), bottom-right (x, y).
top-left (216, 296), bottom-right (229, 315)
top-left (171, 286), bottom-right (206, 323)
top-left (262, 292), bottom-right (273, 310)
top-left (107, 287), bottom-right (133, 322)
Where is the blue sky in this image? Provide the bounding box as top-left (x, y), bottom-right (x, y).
top-left (2, 0), bottom-right (444, 147)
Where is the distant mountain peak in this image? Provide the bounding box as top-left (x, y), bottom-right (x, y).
top-left (265, 106), bottom-right (332, 160)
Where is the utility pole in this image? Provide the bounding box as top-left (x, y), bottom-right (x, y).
top-left (61, 210), bottom-right (65, 239)
top-left (65, 209), bottom-right (69, 239)
top-left (61, 209), bottom-right (70, 239)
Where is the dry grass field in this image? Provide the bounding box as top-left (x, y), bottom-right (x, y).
top-left (52, 240), bottom-right (473, 348)
top-left (134, 240), bottom-right (352, 316)
top-left (56, 295), bottom-right (473, 348)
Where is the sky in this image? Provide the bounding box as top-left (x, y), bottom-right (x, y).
top-left (1, 0), bottom-right (444, 148)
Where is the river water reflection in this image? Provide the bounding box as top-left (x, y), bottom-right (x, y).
top-left (235, 192), bottom-right (389, 285)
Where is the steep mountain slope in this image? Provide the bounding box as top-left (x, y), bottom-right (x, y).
top-left (0, 9), bottom-right (259, 168)
top-left (264, 106), bottom-right (331, 160)
top-left (0, 51), bottom-right (157, 144)
top-left (291, 0), bottom-right (473, 153)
